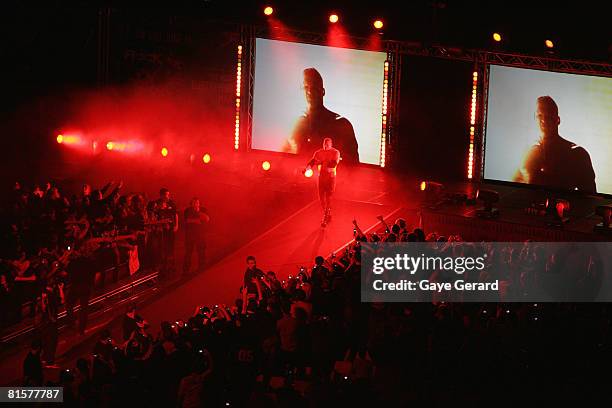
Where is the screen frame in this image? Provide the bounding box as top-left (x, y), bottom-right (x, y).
top-left (248, 36), bottom-right (388, 168)
top-left (480, 63), bottom-right (612, 198)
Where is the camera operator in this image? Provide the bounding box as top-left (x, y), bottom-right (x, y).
top-left (122, 303), bottom-right (143, 340)
top-left (310, 256), bottom-right (330, 290)
top-left (241, 256), bottom-right (264, 314)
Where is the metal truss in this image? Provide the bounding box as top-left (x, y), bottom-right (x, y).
top-left (246, 24), bottom-right (611, 77)
top-left (385, 48), bottom-right (402, 168)
top-left (239, 25), bottom-right (256, 152)
top-left (388, 41), bottom-right (612, 77)
top-left (475, 50), bottom-right (612, 77)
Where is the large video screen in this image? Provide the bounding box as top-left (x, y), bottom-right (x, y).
top-left (251, 38), bottom-right (387, 165)
top-left (484, 65), bottom-right (612, 194)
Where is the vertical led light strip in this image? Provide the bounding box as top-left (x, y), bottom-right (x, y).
top-left (380, 60), bottom-right (389, 168)
top-left (467, 70), bottom-right (478, 179)
top-left (234, 45), bottom-right (242, 150)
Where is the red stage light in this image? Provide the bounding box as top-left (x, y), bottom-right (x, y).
top-left (56, 134), bottom-right (83, 145)
top-left (304, 168), bottom-right (314, 178)
top-left (202, 153), bottom-right (211, 164)
top-left (327, 19), bottom-right (354, 49)
top-left (161, 147), bottom-right (169, 157)
top-left (264, 6), bottom-right (274, 16)
top-left (555, 200), bottom-right (570, 218)
top-left (420, 181), bottom-right (444, 194)
top-left (106, 141), bottom-right (114, 151)
top-left (262, 161), bottom-right (271, 171)
top-left (373, 20), bottom-right (384, 29)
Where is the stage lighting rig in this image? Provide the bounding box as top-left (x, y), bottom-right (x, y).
top-left (594, 204), bottom-right (612, 234)
top-left (419, 181), bottom-right (471, 207)
top-left (545, 198), bottom-right (570, 227)
top-left (475, 189), bottom-right (500, 218)
top-left (545, 39), bottom-right (555, 55)
top-left (419, 181), bottom-right (445, 208)
top-left (525, 198), bottom-right (548, 216)
top-left (420, 181), bottom-right (443, 193)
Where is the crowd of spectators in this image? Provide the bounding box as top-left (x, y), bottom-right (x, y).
top-left (21, 217), bottom-right (612, 406)
top-left (0, 180), bottom-right (183, 332)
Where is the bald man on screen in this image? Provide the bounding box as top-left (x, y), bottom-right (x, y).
top-left (513, 96), bottom-right (596, 193)
top-left (284, 68), bottom-right (359, 164)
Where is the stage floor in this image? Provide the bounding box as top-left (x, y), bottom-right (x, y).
top-left (139, 192), bottom-right (403, 328)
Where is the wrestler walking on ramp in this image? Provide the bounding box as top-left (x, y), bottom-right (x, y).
top-left (305, 137), bottom-right (340, 227)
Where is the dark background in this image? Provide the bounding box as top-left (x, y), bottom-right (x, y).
top-left (395, 57), bottom-right (473, 180)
